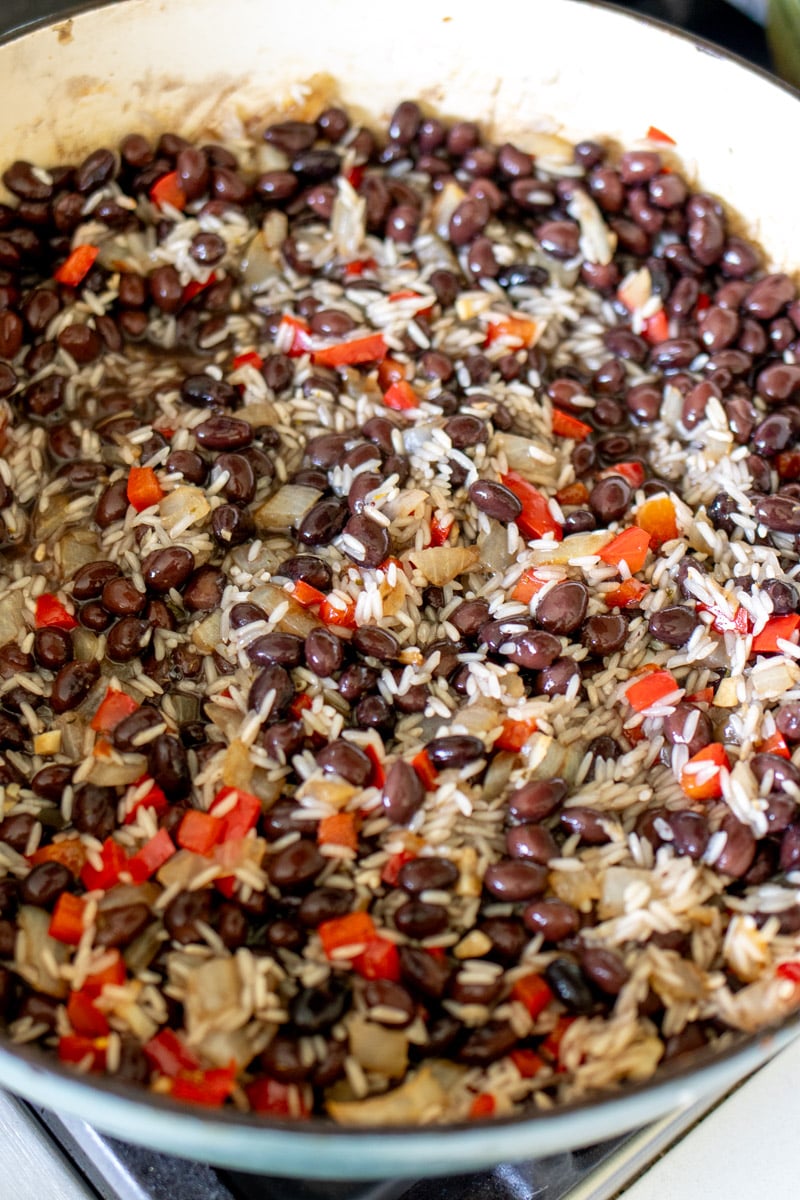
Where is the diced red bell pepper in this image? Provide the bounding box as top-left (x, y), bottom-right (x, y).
top-left (429, 512), bottom-right (454, 547)
top-left (127, 465), bottom-right (164, 512)
top-left (411, 748), bottom-right (438, 791)
top-left (599, 461), bottom-right (647, 489)
top-left (377, 356), bottom-right (406, 392)
top-left (182, 273), bottom-right (218, 305)
top-left (127, 829), bottom-right (175, 883)
top-left (680, 743), bottom-right (729, 801)
top-left (776, 961), bottom-right (800, 983)
top-left (317, 811), bottom-right (360, 851)
top-left (232, 350), bottom-right (264, 372)
top-left (510, 1048), bottom-right (545, 1078)
top-left (758, 730), bottom-right (791, 760)
top-left (80, 838), bottom-right (128, 891)
top-left (209, 786), bottom-right (262, 841)
top-left (699, 602), bottom-right (751, 636)
top-left (278, 314), bottom-right (313, 358)
top-left (58, 1034), bottom-right (106, 1071)
top-left (485, 315), bottom-right (538, 348)
top-left (605, 579), bottom-right (649, 609)
top-left (352, 935), bottom-right (402, 982)
top-left (246, 1077), bottom-right (310, 1117)
top-left (511, 973), bottom-right (554, 1020)
top-left (646, 125), bottom-right (676, 145)
top-left (364, 742), bottom-right (386, 788)
top-left (54, 244), bottom-right (99, 288)
top-left (381, 850), bottom-right (416, 886)
top-left (511, 568), bottom-right (550, 605)
top-left (67, 989), bottom-right (110, 1038)
top-left (388, 289), bottom-right (434, 317)
top-left (383, 380), bottom-right (419, 411)
top-left (469, 1092), bottom-right (496, 1119)
top-left (555, 481), bottom-right (590, 507)
top-left (83, 950), bottom-right (126, 998)
top-left (143, 1028), bottom-right (200, 1078)
top-left (625, 668), bottom-right (680, 712)
top-left (49, 892), bottom-right (87, 945)
top-left (346, 164), bottom-right (365, 189)
top-left (35, 593), bottom-right (78, 631)
top-left (635, 495), bottom-right (679, 548)
top-left (598, 527), bottom-right (650, 574)
top-left (123, 777), bottom-right (169, 825)
top-left (501, 472), bottom-right (562, 542)
top-left (90, 687), bottom-right (139, 733)
top-left (177, 810), bottom-right (225, 856)
top-left (319, 593), bottom-right (358, 629)
top-left (318, 910), bottom-right (376, 958)
top-left (312, 332), bottom-right (387, 368)
top-left (150, 170), bottom-right (186, 211)
top-left (342, 256), bottom-right (376, 278)
top-left (31, 837), bottom-right (87, 877)
top-left (171, 1065), bottom-right (237, 1107)
top-left (752, 613), bottom-right (800, 654)
top-left (643, 309), bottom-right (670, 345)
top-left (551, 409), bottom-right (592, 441)
top-left (288, 691), bottom-right (313, 720)
top-left (777, 451), bottom-right (800, 482)
top-left (540, 1016), bottom-right (576, 1067)
top-left (290, 580), bottom-right (326, 608)
top-left (685, 687), bottom-right (714, 705)
top-left (495, 717), bottom-right (538, 753)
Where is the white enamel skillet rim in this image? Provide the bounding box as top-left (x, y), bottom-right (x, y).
top-left (0, 0), bottom-right (799, 1179)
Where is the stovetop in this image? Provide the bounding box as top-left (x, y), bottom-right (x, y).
top-left (0, 2), bottom-right (779, 1199)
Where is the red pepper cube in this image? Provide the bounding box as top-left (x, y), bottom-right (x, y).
top-left (551, 409), bottom-right (592, 441)
top-left (57, 1034), bottom-right (107, 1071)
top-left (127, 829), bottom-right (175, 883)
top-left (318, 911), bottom-right (376, 960)
top-left (127, 465), bottom-right (164, 513)
top-left (90, 687), bottom-right (140, 733)
top-left (495, 717), bottom-right (538, 753)
top-left (80, 837), bottom-right (128, 891)
top-left (143, 1028), bottom-right (201, 1078)
top-left (49, 892), bottom-right (87, 945)
top-left (598, 527), bottom-right (650, 574)
top-left (35, 593), bottom-right (78, 631)
top-left (429, 512), bottom-right (454, 547)
top-left (501, 472), bottom-right (562, 542)
top-left (625, 668), bottom-right (680, 713)
top-left (209, 786), bottom-right (262, 841)
top-left (54, 244), bottom-right (99, 288)
top-left (246, 1077), bottom-right (310, 1117)
top-left (777, 961), bottom-right (800, 984)
top-left (149, 171), bottom-right (186, 212)
top-left (171, 1065), bottom-right (236, 1107)
top-left (469, 1092), bottom-right (496, 1119)
top-left (319, 593), bottom-right (357, 629)
top-left (540, 1015), bottom-right (576, 1067)
top-left (511, 973), bottom-right (554, 1020)
top-left (381, 850), bottom-right (416, 886)
top-left (67, 989), bottom-right (110, 1038)
top-left (123, 776), bottom-right (169, 825)
top-left (411, 749), bottom-right (438, 791)
top-left (232, 350), bottom-right (264, 372)
top-left (752, 613), bottom-right (800, 654)
top-left (83, 951), bottom-right (126, 999)
top-left (510, 1048), bottom-right (545, 1078)
top-left (383, 380), bottom-right (419, 412)
top-left (176, 810), bottom-right (225, 856)
top-left (312, 332), bottom-right (387, 369)
top-left (680, 743), bottom-right (729, 801)
top-left (352, 936), bottom-right (402, 982)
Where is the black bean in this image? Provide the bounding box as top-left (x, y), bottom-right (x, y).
top-left (589, 476), bottom-right (631, 523)
top-left (398, 857), bottom-right (458, 894)
top-left (74, 148), bottom-right (116, 193)
top-left (383, 760), bottom-right (425, 824)
top-left (483, 859), bottom-right (548, 901)
top-left (560, 807), bottom-right (610, 844)
top-left (31, 626), bottom-right (71, 672)
top-left (425, 735), bottom-right (484, 769)
top-left (304, 627), bottom-right (344, 677)
top-left (96, 903), bottom-right (150, 949)
top-left (715, 814), bottom-right (756, 878)
top-left (106, 617), bottom-right (150, 662)
top-left (146, 733), bottom-right (190, 799)
top-left (467, 479), bottom-right (522, 524)
top-left (544, 958), bottom-right (594, 1014)
top-left (248, 664), bottom-right (294, 718)
top-left (18, 992), bottom-right (60, 1029)
top-left (450, 599), bottom-right (490, 638)
top-left (337, 663), bottom-right (378, 705)
top-left (394, 900), bottom-right (448, 939)
top-left (444, 414), bottom-right (488, 449)
top-left (246, 632), bottom-right (304, 670)
top-left (267, 839), bottom-right (325, 890)
top-left (194, 415), bottom-right (253, 451)
top-left (466, 236), bottom-right (498, 279)
top-left (537, 656), bottom-right (581, 697)
top-left (580, 947), bottom-right (630, 996)
top-left (667, 810), bottom-right (710, 860)
top-left (535, 580), bottom-right (588, 636)
top-left (101, 577), bottom-right (146, 616)
top-left (459, 1022), bottom-right (517, 1066)
top-left (504, 630), bottom-right (562, 670)
top-left (777, 703), bottom-right (800, 743)
top-left (743, 273), bottom-right (795, 320)
top-left (20, 861), bottom-right (71, 908)
top-left (0, 812), bottom-right (35, 852)
top-left (292, 976), bottom-right (351, 1034)
top-left (298, 887), bottom-right (352, 927)
top-left (95, 479), bottom-right (129, 527)
top-left (23, 375), bottom-right (65, 419)
top-left (764, 578), bottom-right (799, 615)
top-left (297, 497), bottom-right (348, 546)
top-left (180, 374), bottom-right (238, 409)
top-left (755, 494), bottom-right (800, 534)
top-left (183, 566), bottom-right (224, 612)
top-left (751, 752), bottom-right (800, 794)
top-left (50, 659), bottom-right (99, 713)
top-left (342, 513), bottom-right (390, 568)
top-left (316, 739), bottom-right (372, 787)
top-left (508, 778), bottom-right (567, 823)
top-left (449, 198), bottom-right (489, 246)
top-left (506, 823), bottom-right (558, 864)
top-left (29, 765), bottom-right (71, 805)
top-left (260, 1036), bottom-right (310, 1083)
top-left (648, 605), bottom-right (700, 648)
top-left (523, 898), bottom-right (580, 942)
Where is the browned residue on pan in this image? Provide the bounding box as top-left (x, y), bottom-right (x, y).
top-left (53, 20), bottom-right (74, 44)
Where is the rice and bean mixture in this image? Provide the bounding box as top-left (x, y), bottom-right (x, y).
top-left (0, 96), bottom-right (798, 1124)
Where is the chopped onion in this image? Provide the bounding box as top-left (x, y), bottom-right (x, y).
top-left (250, 582), bottom-right (322, 637)
top-left (157, 848), bottom-right (215, 890)
top-left (253, 485), bottom-right (322, 532)
top-left (493, 433), bottom-right (557, 485)
top-left (406, 545), bottom-right (481, 586)
top-left (159, 485), bottom-right (210, 533)
top-left (56, 529), bottom-right (101, 577)
top-left (72, 628), bottom-right (100, 662)
top-left (100, 882), bottom-right (159, 911)
top-left (295, 773), bottom-right (358, 810)
top-left (482, 750), bottom-right (516, 800)
top-left (348, 1014), bottom-right (409, 1077)
top-left (16, 905), bottom-right (68, 998)
top-left (331, 177), bottom-right (366, 260)
top-left (124, 923), bottom-right (163, 976)
top-left (192, 610), bottom-right (222, 654)
top-left (184, 956), bottom-right (251, 1043)
top-left (327, 1065), bottom-right (447, 1126)
top-left (478, 521), bottom-right (514, 574)
top-left (88, 752), bottom-right (147, 787)
top-left (222, 738), bottom-right (253, 790)
top-left (599, 867), bottom-right (651, 918)
top-left (32, 492), bottom-right (72, 542)
top-left (530, 530), bottom-right (612, 565)
top-left (241, 226), bottom-right (284, 292)
top-left (430, 180), bottom-right (466, 240)
top-left (0, 590), bottom-right (23, 646)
